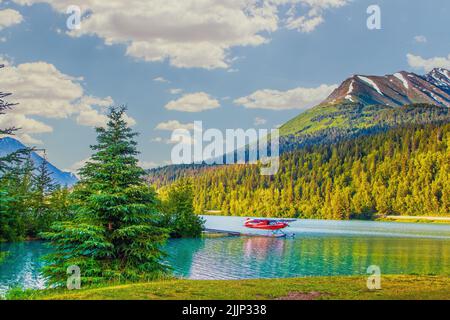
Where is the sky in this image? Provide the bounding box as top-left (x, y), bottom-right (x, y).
top-left (0, 0), bottom-right (449, 173)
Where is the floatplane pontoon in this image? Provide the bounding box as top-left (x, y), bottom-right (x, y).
top-left (244, 218), bottom-right (296, 238)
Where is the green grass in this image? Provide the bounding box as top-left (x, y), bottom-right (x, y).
top-left (12, 275), bottom-right (450, 300)
top-left (377, 217), bottom-right (450, 224)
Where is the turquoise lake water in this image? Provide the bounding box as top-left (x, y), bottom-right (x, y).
top-left (1, 216), bottom-right (450, 294)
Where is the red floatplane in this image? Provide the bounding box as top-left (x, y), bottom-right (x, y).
top-left (244, 218), bottom-right (295, 237)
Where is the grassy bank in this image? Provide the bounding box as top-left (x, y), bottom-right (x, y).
top-left (377, 216), bottom-right (450, 224)
top-left (11, 275), bottom-right (450, 300)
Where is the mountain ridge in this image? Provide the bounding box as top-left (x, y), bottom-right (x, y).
top-left (323, 68), bottom-right (450, 108)
top-left (279, 68), bottom-right (450, 139)
top-left (149, 67), bottom-right (450, 177)
top-left (0, 136), bottom-right (78, 187)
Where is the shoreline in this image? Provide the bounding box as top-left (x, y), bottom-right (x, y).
top-left (376, 215), bottom-right (450, 224)
top-left (202, 215), bottom-right (450, 225)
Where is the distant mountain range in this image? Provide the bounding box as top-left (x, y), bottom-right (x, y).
top-left (146, 69), bottom-right (450, 219)
top-left (0, 137), bottom-right (78, 187)
top-left (324, 68), bottom-right (450, 107)
top-left (149, 67), bottom-right (450, 180)
top-left (278, 68), bottom-right (450, 151)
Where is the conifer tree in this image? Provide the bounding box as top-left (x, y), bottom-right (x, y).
top-left (29, 157), bottom-right (58, 235)
top-left (149, 122), bottom-right (450, 219)
top-left (0, 155), bottom-right (34, 241)
top-left (33, 157), bottom-right (56, 196)
top-left (42, 106), bottom-right (169, 286)
top-left (162, 178), bottom-right (204, 238)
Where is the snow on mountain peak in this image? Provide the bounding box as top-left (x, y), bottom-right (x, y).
top-left (357, 76), bottom-right (384, 96)
top-left (324, 68), bottom-right (450, 108)
top-left (394, 72), bottom-right (409, 90)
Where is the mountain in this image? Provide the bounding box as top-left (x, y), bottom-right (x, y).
top-left (279, 68), bottom-right (450, 151)
top-left (147, 68), bottom-right (450, 218)
top-left (0, 137), bottom-right (78, 187)
top-left (149, 68), bottom-right (450, 185)
top-left (324, 68), bottom-right (450, 107)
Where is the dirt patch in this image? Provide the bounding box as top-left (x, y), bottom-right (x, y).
top-left (276, 291), bottom-right (324, 300)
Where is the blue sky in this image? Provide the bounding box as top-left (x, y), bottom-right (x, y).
top-left (0, 0), bottom-right (449, 172)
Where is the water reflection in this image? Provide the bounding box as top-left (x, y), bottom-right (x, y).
top-left (0, 241), bottom-right (51, 294)
top-left (166, 236), bottom-right (450, 279)
top-left (1, 221), bottom-right (450, 294)
top-left (243, 237), bottom-right (286, 260)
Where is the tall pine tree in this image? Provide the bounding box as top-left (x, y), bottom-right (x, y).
top-left (29, 157), bottom-right (58, 236)
top-left (42, 106), bottom-right (169, 287)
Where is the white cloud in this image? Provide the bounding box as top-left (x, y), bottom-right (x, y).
top-left (2, 132), bottom-right (46, 145)
top-left (407, 53), bottom-right (450, 72)
top-left (12, 0), bottom-right (351, 69)
top-left (138, 160), bottom-right (158, 169)
top-left (65, 157), bottom-right (90, 175)
top-left (0, 59), bottom-right (135, 142)
top-left (18, 133), bottom-right (44, 145)
top-left (155, 120), bottom-right (195, 131)
top-left (0, 55), bottom-right (12, 66)
top-left (0, 60), bottom-right (108, 119)
top-left (286, 14), bottom-right (324, 33)
top-left (254, 117), bottom-right (267, 126)
top-left (74, 95), bottom-right (114, 127)
top-left (414, 35), bottom-right (427, 43)
top-left (164, 92), bottom-right (220, 112)
top-left (167, 130), bottom-right (196, 145)
top-left (168, 88), bottom-right (183, 95)
top-left (0, 113), bottom-right (52, 134)
top-left (234, 84), bottom-right (337, 110)
top-left (150, 136), bottom-right (163, 142)
top-left (284, 0), bottom-right (350, 33)
top-left (153, 76), bottom-right (170, 83)
top-left (0, 112), bottom-right (53, 145)
top-left (0, 9), bottom-right (23, 30)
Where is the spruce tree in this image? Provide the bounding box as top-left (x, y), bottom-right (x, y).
top-left (0, 155), bottom-right (34, 241)
top-left (30, 158), bottom-right (58, 236)
top-left (162, 178), bottom-right (204, 238)
top-left (42, 106), bottom-right (169, 287)
top-left (33, 157), bottom-right (56, 196)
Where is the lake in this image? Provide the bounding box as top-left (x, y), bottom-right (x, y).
top-left (1, 216), bottom-right (450, 295)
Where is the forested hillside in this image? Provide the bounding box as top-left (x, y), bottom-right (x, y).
top-left (280, 103), bottom-right (450, 152)
top-left (149, 123), bottom-right (450, 219)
